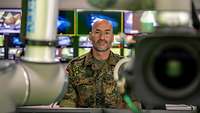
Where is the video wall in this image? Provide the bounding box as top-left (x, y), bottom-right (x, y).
top-left (0, 7), bottom-right (157, 61)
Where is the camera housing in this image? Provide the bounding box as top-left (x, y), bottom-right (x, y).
top-left (125, 27), bottom-right (200, 108)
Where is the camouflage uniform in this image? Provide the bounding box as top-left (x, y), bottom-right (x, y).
top-left (59, 51), bottom-right (124, 108)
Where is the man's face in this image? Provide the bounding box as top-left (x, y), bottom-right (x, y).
top-left (90, 20), bottom-right (114, 52)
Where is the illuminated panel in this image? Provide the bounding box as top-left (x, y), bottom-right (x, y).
top-left (78, 10), bottom-right (121, 35)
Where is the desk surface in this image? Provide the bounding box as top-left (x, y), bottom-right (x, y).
top-left (16, 107), bottom-right (197, 113)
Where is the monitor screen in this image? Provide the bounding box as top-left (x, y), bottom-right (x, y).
top-left (61, 48), bottom-right (73, 57)
top-left (0, 8), bottom-right (21, 33)
top-left (124, 48), bottom-right (134, 57)
top-left (56, 47), bottom-right (74, 62)
top-left (77, 10), bottom-right (122, 35)
top-left (4, 33), bottom-right (24, 47)
top-left (124, 11), bottom-right (157, 34)
top-left (0, 47), bottom-right (4, 59)
top-left (111, 48), bottom-right (121, 55)
top-left (112, 35), bottom-right (122, 48)
top-left (8, 48), bottom-right (24, 60)
top-left (57, 10), bottom-right (74, 34)
top-left (79, 48), bottom-right (91, 56)
top-left (124, 35), bottom-right (136, 48)
top-left (57, 35), bottom-right (72, 47)
top-left (79, 36), bottom-right (92, 47)
top-left (124, 11), bottom-right (142, 34)
top-left (0, 34), bottom-right (4, 46)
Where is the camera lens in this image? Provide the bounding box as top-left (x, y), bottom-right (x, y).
top-left (145, 43), bottom-right (200, 99)
top-left (153, 47), bottom-right (198, 90)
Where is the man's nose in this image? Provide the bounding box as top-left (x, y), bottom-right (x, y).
top-left (99, 33), bottom-right (106, 40)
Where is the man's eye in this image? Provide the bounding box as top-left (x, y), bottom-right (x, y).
top-left (105, 32), bottom-right (111, 35)
top-left (95, 31), bottom-right (100, 34)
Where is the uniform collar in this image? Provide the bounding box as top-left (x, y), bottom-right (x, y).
top-left (84, 50), bottom-right (119, 66)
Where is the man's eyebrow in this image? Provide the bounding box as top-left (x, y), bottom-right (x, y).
top-left (105, 29), bottom-right (112, 32)
top-left (94, 29), bottom-right (101, 31)
top-left (94, 29), bottom-right (112, 32)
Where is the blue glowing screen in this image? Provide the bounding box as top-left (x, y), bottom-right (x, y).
top-left (57, 10), bottom-right (74, 34)
top-left (78, 11), bottom-right (121, 35)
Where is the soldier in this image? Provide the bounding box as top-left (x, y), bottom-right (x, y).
top-left (59, 19), bottom-right (125, 108)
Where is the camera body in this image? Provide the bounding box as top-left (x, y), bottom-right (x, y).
top-left (126, 27), bottom-right (200, 108)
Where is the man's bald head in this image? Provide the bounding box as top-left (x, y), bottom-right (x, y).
top-left (92, 19), bottom-right (113, 32)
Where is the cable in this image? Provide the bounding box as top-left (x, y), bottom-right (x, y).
top-left (123, 94), bottom-right (141, 113)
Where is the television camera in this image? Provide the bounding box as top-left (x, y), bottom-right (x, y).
top-left (114, 0), bottom-right (200, 110)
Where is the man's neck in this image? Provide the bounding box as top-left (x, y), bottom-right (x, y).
top-left (92, 49), bottom-right (110, 61)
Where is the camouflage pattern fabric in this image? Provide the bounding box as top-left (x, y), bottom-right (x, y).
top-left (59, 51), bottom-right (125, 108)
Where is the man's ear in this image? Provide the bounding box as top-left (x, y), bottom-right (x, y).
top-left (89, 32), bottom-right (92, 41)
top-left (111, 34), bottom-right (114, 42)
